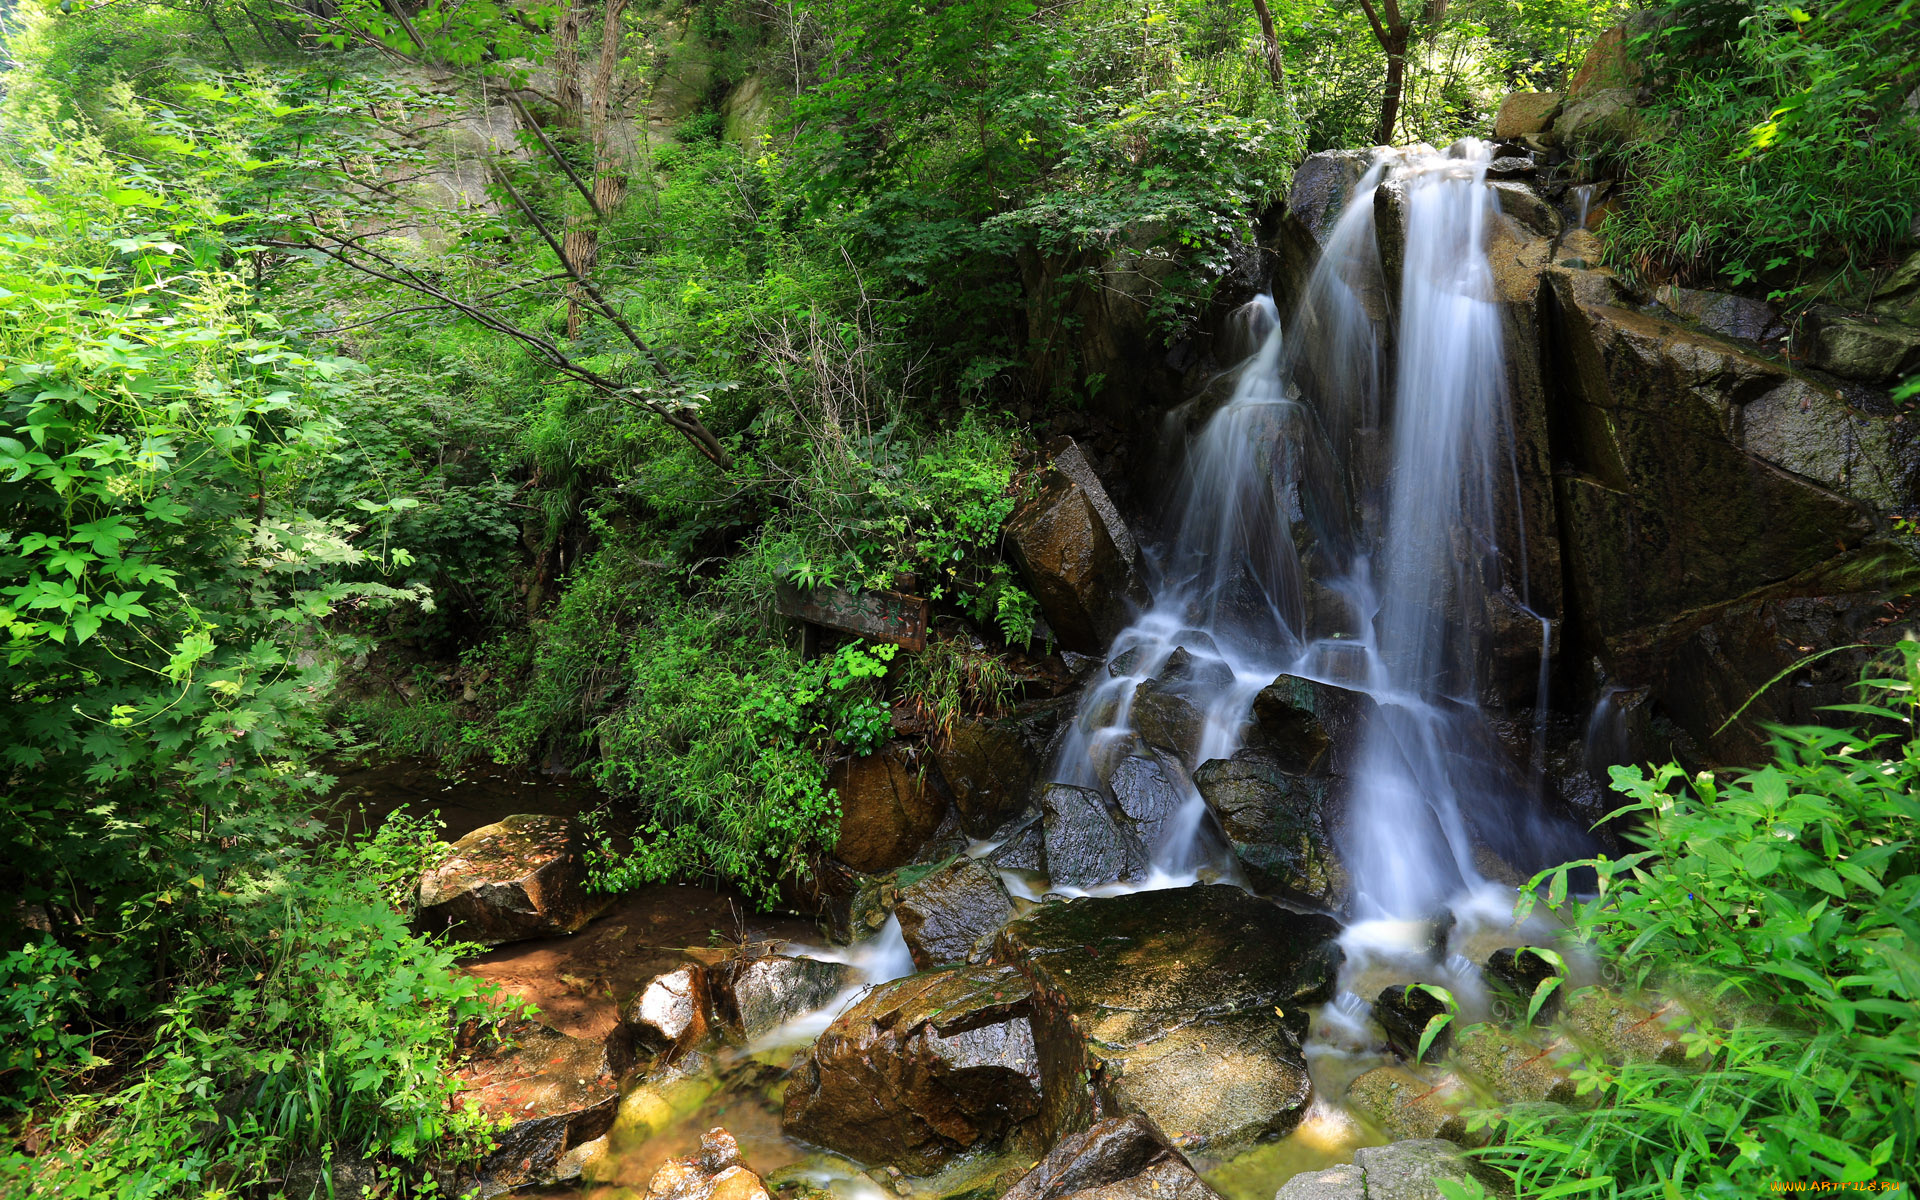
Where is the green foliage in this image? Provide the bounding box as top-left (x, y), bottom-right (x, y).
top-left (334, 808), bottom-right (457, 913)
top-left (1605, 0), bottom-right (1919, 297)
top-left (1483, 643), bottom-right (1920, 1196)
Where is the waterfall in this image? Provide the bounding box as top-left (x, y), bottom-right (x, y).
top-left (1037, 140), bottom-right (1583, 929)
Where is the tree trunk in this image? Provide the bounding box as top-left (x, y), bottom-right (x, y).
top-left (1375, 25), bottom-right (1408, 144)
top-left (565, 0), bottom-right (629, 339)
top-left (1249, 0), bottom-right (1286, 87)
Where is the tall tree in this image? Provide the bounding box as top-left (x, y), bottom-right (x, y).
top-left (1249, 0), bottom-right (1287, 86)
top-left (1352, 0), bottom-right (1416, 143)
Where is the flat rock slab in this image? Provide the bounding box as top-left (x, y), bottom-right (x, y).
top-left (1002, 1115), bottom-right (1224, 1200)
top-left (418, 814), bottom-right (605, 946)
top-left (784, 963), bottom-right (1044, 1174)
top-left (452, 1016), bottom-right (631, 1195)
top-left (994, 885), bottom-right (1341, 1154)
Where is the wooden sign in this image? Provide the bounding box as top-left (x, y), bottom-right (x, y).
top-left (775, 581), bottom-right (929, 652)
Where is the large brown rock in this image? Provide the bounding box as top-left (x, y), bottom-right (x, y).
top-left (1567, 23), bottom-right (1642, 97)
top-left (934, 716), bottom-right (1044, 837)
top-left (783, 964), bottom-right (1044, 1173)
top-left (831, 746), bottom-right (948, 873)
top-left (994, 885), bottom-right (1340, 1154)
top-left (1544, 266), bottom-right (1875, 647)
top-left (1493, 92), bottom-right (1563, 138)
top-left (416, 814), bottom-right (604, 945)
top-left (1007, 439), bottom-right (1153, 654)
top-left (1001, 1116), bottom-right (1224, 1200)
top-left (452, 1016), bottom-right (632, 1195)
top-left (895, 857), bottom-right (1016, 969)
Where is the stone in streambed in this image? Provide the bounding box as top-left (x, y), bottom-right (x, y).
top-left (714, 955), bottom-right (859, 1041)
top-left (783, 963), bottom-right (1043, 1174)
top-left (1039, 783), bottom-right (1149, 889)
top-left (1343, 1067), bottom-right (1482, 1146)
top-left (644, 1128), bottom-right (771, 1200)
top-left (1352, 1139), bottom-right (1499, 1200)
top-left (896, 857), bottom-right (1016, 969)
top-left (1107, 751), bottom-right (1188, 850)
top-left (452, 1015), bottom-right (632, 1194)
top-left (1449, 1025), bottom-right (1583, 1106)
top-left (1373, 985), bottom-right (1453, 1064)
top-left (1191, 751), bottom-right (1346, 908)
top-left (994, 885), bottom-right (1340, 1154)
top-left (1245, 674), bottom-right (1372, 775)
top-left (1493, 92), bottom-right (1562, 138)
top-left (625, 964), bottom-right (713, 1060)
top-left (416, 814), bottom-right (605, 945)
top-left (1001, 1115), bottom-right (1224, 1200)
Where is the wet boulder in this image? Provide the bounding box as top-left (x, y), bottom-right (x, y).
top-left (1449, 1026), bottom-right (1581, 1106)
top-left (625, 965), bottom-right (714, 1060)
top-left (416, 814), bottom-right (604, 945)
top-left (1001, 1115), bottom-right (1224, 1200)
top-left (1654, 284), bottom-right (1785, 344)
top-left (1245, 674), bottom-right (1372, 774)
top-left (714, 955), bottom-right (858, 1041)
top-left (1286, 150), bottom-right (1377, 248)
top-left (1373, 984), bottom-right (1453, 1064)
top-left (783, 964), bottom-right (1044, 1174)
top-left (1483, 947), bottom-right (1563, 1017)
top-left (1488, 182), bottom-right (1561, 239)
top-left (994, 885), bottom-right (1341, 1154)
top-left (1278, 1140), bottom-right (1499, 1200)
top-left (1006, 439), bottom-right (1152, 655)
top-left (983, 808), bottom-right (1049, 873)
top-left (1108, 752), bottom-right (1188, 850)
top-left (896, 858), bottom-right (1016, 969)
top-left (1804, 306), bottom-right (1920, 385)
top-left (1493, 92), bottom-right (1562, 138)
top-left (1191, 752), bottom-right (1345, 908)
top-left (644, 1128), bottom-right (771, 1200)
top-left (935, 717), bottom-right (1044, 837)
top-left (1344, 1067), bottom-right (1482, 1146)
top-left (452, 1016), bottom-right (631, 1194)
top-left (1039, 784), bottom-right (1149, 889)
top-left (1545, 266), bottom-right (1876, 651)
top-left (830, 746), bottom-right (949, 874)
top-left (1552, 88), bottom-right (1646, 155)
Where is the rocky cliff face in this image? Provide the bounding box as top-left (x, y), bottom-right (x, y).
top-left (1268, 143), bottom-right (1919, 768)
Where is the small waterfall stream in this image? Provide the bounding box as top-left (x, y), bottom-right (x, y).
top-left (1040, 139), bottom-right (1584, 1053)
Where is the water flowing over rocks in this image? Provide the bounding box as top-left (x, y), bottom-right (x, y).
top-left (1001, 1116), bottom-right (1225, 1200)
top-left (783, 964), bottom-right (1045, 1173)
top-left (993, 886), bottom-right (1341, 1154)
top-left (416, 814), bottom-right (604, 945)
top-left (715, 955), bottom-right (859, 1040)
top-left (1006, 438), bottom-right (1153, 654)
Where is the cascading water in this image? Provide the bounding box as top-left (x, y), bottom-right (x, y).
top-left (1035, 142), bottom-right (1591, 1062)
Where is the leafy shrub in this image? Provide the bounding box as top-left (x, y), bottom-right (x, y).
top-left (1604, 0), bottom-right (1919, 299)
top-left (1476, 642), bottom-right (1920, 1196)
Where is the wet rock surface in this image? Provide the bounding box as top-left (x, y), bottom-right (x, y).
top-left (417, 814), bottom-right (604, 945)
top-left (1107, 752), bottom-right (1188, 850)
top-left (995, 885), bottom-right (1340, 1153)
top-left (1295, 1139), bottom-right (1497, 1200)
top-left (1655, 284), bottom-right (1785, 344)
top-left (1191, 752), bottom-right (1345, 907)
top-left (1287, 150), bottom-right (1377, 248)
top-left (1373, 985), bottom-right (1453, 1064)
top-left (1001, 1115), bottom-right (1224, 1200)
top-left (1344, 1068), bottom-right (1481, 1146)
top-left (1039, 784), bottom-right (1149, 888)
top-left (935, 717), bottom-right (1045, 837)
top-left (644, 1128), bottom-right (771, 1200)
top-left (830, 747), bottom-right (949, 874)
top-left (896, 858), bottom-right (1017, 968)
top-left (1805, 306), bottom-right (1920, 384)
top-left (626, 964), bottom-right (713, 1060)
top-left (1007, 439), bottom-right (1153, 654)
top-left (1245, 675), bottom-right (1371, 774)
top-left (784, 964), bottom-right (1043, 1174)
top-left (715, 955), bottom-right (858, 1041)
top-left (451, 1016), bottom-right (631, 1195)
top-left (1449, 1026), bottom-right (1580, 1106)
